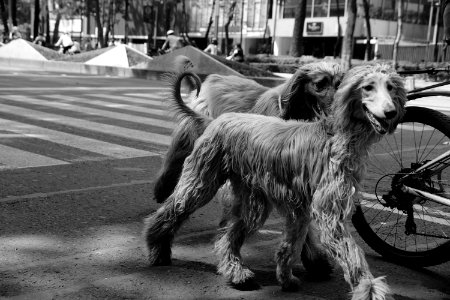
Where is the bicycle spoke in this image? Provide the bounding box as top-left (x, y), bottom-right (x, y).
top-left (357, 106), bottom-right (450, 266)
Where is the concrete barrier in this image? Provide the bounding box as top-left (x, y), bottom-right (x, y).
top-left (0, 56), bottom-right (284, 87)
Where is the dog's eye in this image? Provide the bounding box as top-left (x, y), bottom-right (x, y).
top-left (363, 85), bottom-right (373, 91)
top-left (315, 78), bottom-right (328, 91)
top-left (334, 80), bottom-right (341, 89)
top-left (386, 83), bottom-right (393, 91)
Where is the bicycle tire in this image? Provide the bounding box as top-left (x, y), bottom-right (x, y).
top-left (353, 105), bottom-right (450, 267)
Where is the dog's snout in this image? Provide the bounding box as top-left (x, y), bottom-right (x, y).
top-left (384, 109), bottom-right (397, 120)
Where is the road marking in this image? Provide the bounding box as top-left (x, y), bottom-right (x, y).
top-left (0, 118), bottom-right (157, 159)
top-left (0, 87), bottom-right (169, 91)
top-left (2, 95), bottom-right (175, 129)
top-left (359, 196), bottom-right (450, 225)
top-left (87, 93), bottom-right (169, 106)
top-left (0, 179), bottom-right (154, 204)
top-left (45, 94), bottom-right (172, 117)
top-left (0, 103), bottom-right (172, 146)
top-left (0, 144), bottom-right (69, 169)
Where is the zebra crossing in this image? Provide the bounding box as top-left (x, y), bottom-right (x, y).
top-left (0, 90), bottom-right (177, 170)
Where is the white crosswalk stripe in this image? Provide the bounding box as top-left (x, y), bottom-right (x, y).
top-left (45, 94), bottom-right (172, 117)
top-left (0, 91), bottom-right (174, 170)
top-left (0, 144), bottom-right (69, 169)
top-left (2, 95), bottom-right (175, 129)
top-left (0, 119), bottom-right (157, 159)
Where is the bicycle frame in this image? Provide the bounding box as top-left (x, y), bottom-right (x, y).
top-left (397, 148), bottom-right (450, 207)
top-left (392, 70), bottom-right (450, 209)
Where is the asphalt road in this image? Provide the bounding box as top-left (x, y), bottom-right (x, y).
top-left (0, 68), bottom-right (449, 300)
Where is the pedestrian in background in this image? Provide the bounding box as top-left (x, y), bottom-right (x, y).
top-left (9, 26), bottom-right (22, 40)
top-left (161, 30), bottom-right (183, 53)
top-left (204, 38), bottom-right (219, 55)
top-left (33, 33), bottom-right (46, 46)
top-left (55, 32), bottom-right (74, 54)
top-left (226, 43), bottom-right (244, 62)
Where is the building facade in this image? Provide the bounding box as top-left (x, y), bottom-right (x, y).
top-left (75, 0), bottom-right (443, 61)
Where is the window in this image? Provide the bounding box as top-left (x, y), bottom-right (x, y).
top-left (313, 0), bottom-right (329, 17)
top-left (283, 0), bottom-right (313, 18)
top-left (329, 0), bottom-right (344, 17)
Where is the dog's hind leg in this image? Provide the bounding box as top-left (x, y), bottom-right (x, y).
top-left (275, 209), bottom-right (311, 292)
top-left (144, 138), bottom-right (227, 266)
top-left (153, 119), bottom-right (200, 203)
top-left (215, 181), bottom-right (272, 290)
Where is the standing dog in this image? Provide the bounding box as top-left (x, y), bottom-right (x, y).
top-left (153, 62), bottom-right (343, 279)
top-left (144, 64), bottom-right (406, 299)
top-left (153, 61), bottom-right (343, 203)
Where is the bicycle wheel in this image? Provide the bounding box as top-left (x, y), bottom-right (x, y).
top-left (353, 105), bottom-right (450, 267)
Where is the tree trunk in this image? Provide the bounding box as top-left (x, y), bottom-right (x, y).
top-left (9, 0), bottom-right (17, 26)
top-left (44, 1), bottom-right (50, 45)
top-left (204, 0), bottom-right (215, 42)
top-left (104, 0), bottom-right (114, 47)
top-left (95, 0), bottom-right (104, 47)
top-left (392, 0), bottom-right (403, 69)
top-left (0, 0), bottom-right (8, 37)
top-left (224, 1), bottom-right (236, 55)
top-left (124, 0), bottom-right (128, 44)
top-left (341, 0), bottom-right (356, 71)
top-left (289, 0), bottom-right (307, 57)
top-left (52, 10), bottom-right (61, 44)
top-left (85, 0), bottom-right (91, 36)
top-left (333, 0), bottom-right (341, 58)
top-left (362, 0), bottom-right (372, 61)
top-left (33, 0), bottom-right (40, 39)
top-left (181, 0), bottom-right (191, 44)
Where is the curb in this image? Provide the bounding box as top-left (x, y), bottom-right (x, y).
top-left (0, 57), bottom-right (285, 88)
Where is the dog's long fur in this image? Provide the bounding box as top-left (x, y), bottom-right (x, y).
top-left (153, 61), bottom-right (343, 203)
top-left (144, 64), bottom-right (406, 299)
top-left (153, 62), bottom-right (343, 279)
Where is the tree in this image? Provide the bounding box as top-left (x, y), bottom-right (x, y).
top-left (333, 0), bottom-right (341, 58)
top-left (94, 0), bottom-right (104, 47)
top-left (289, 0), bottom-right (307, 57)
top-left (392, 0), bottom-right (403, 69)
top-left (52, 4), bottom-right (61, 44)
top-left (224, 1), bottom-right (237, 55)
top-left (341, 0), bottom-right (356, 71)
top-left (362, 0), bottom-right (372, 60)
top-left (0, 0), bottom-right (8, 37)
top-left (104, 0), bottom-right (114, 47)
top-left (204, 0), bottom-right (215, 42)
top-left (8, 0), bottom-right (17, 26)
top-left (33, 0), bottom-right (40, 39)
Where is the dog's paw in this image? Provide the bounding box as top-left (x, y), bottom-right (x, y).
top-left (148, 247), bottom-right (172, 266)
top-left (151, 255), bottom-right (172, 266)
top-left (281, 276), bottom-right (301, 292)
top-left (303, 260), bottom-right (334, 281)
top-left (230, 277), bottom-right (261, 291)
top-left (301, 249), bottom-right (333, 280)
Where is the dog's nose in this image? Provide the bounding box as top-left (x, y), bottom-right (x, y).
top-left (384, 109), bottom-right (397, 120)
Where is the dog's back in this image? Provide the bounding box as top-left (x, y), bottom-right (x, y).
top-left (194, 74), bottom-right (269, 118)
top-left (201, 112), bottom-right (330, 184)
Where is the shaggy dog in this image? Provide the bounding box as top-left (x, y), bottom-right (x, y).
top-left (152, 62), bottom-right (343, 280)
top-left (153, 61), bottom-right (343, 203)
top-left (144, 64), bottom-right (406, 299)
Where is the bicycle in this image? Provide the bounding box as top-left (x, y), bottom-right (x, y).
top-left (352, 68), bottom-right (450, 267)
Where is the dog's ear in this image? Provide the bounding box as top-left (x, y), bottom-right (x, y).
top-left (279, 68), bottom-right (314, 120)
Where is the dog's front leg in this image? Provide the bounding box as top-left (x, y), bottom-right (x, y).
top-left (300, 220), bottom-right (334, 279)
top-left (312, 182), bottom-right (389, 300)
top-left (275, 210), bottom-right (311, 292)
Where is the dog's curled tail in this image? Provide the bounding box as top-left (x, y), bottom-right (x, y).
top-left (169, 71), bottom-right (212, 129)
top-left (351, 276), bottom-right (390, 300)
